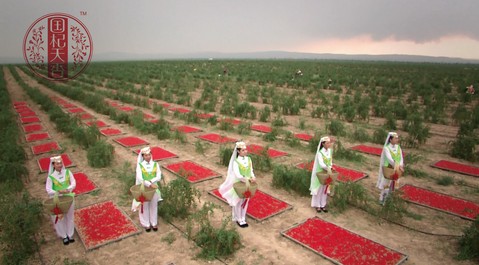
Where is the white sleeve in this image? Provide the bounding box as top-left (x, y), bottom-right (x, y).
top-left (136, 163), bottom-right (145, 185)
top-left (46, 176), bottom-right (55, 197)
top-left (250, 158), bottom-right (256, 179)
top-left (384, 146), bottom-right (395, 166)
top-left (318, 150), bottom-right (329, 171)
top-left (67, 170), bottom-right (76, 192)
top-left (232, 160), bottom-right (245, 181)
top-left (399, 147), bottom-right (404, 167)
top-left (149, 163), bottom-right (162, 183)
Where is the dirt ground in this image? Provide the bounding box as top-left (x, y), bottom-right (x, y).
top-left (4, 66), bottom-right (479, 265)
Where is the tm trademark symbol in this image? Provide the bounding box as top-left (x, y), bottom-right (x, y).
top-left (80, 11), bottom-right (87, 16)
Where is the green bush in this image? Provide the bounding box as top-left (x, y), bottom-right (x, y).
top-left (329, 181), bottom-right (370, 213)
top-left (333, 140), bottom-right (364, 163)
top-left (87, 140), bottom-right (114, 168)
top-left (351, 126), bottom-right (370, 143)
top-left (158, 178), bottom-right (200, 222)
top-left (219, 146), bottom-right (233, 167)
top-left (378, 191), bottom-right (408, 223)
top-left (436, 176), bottom-right (454, 186)
top-left (327, 120), bottom-right (347, 137)
top-left (456, 216), bottom-right (479, 261)
top-left (372, 127), bottom-right (388, 145)
top-left (249, 150), bottom-right (273, 172)
top-left (272, 165), bottom-right (310, 196)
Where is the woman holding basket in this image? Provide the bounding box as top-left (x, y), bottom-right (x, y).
top-left (219, 141), bottom-right (256, 228)
top-left (310, 136), bottom-right (336, 213)
top-left (132, 146), bottom-right (162, 232)
top-left (376, 132), bottom-right (404, 205)
top-left (45, 155), bottom-right (76, 245)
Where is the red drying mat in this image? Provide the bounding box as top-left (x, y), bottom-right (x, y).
top-left (67, 107), bottom-right (85, 113)
top-left (431, 160), bottom-right (479, 177)
top-left (195, 113), bottom-right (214, 119)
top-left (107, 101), bottom-right (120, 107)
top-left (100, 128), bottom-right (123, 136)
top-left (78, 113), bottom-right (94, 120)
top-left (173, 125), bottom-right (202, 134)
top-left (31, 141), bottom-right (61, 155)
top-left (23, 124), bottom-right (44, 133)
top-left (114, 136), bottom-right (149, 147)
top-left (197, 133), bottom-right (237, 144)
top-left (143, 112), bottom-right (156, 120)
top-left (164, 160), bottom-right (221, 183)
top-left (37, 153), bottom-right (74, 173)
top-left (118, 106), bottom-right (134, 112)
top-left (399, 184), bottom-right (479, 220)
top-left (295, 161), bottom-right (368, 183)
top-left (85, 120), bottom-right (108, 128)
top-left (74, 201), bottom-right (140, 251)
top-left (247, 144), bottom-right (288, 158)
top-left (169, 107), bottom-right (191, 113)
top-left (133, 146), bottom-right (178, 161)
top-left (294, 133), bottom-right (313, 142)
top-left (351, 145), bottom-right (382, 156)
top-left (13, 101), bottom-right (27, 106)
top-left (15, 106), bottom-right (33, 113)
top-left (251, 124), bottom-right (272, 133)
top-left (25, 132), bottom-right (50, 142)
top-left (20, 117), bottom-right (41, 124)
top-left (73, 172), bottom-right (97, 195)
top-left (282, 217), bottom-right (407, 265)
top-left (210, 189), bottom-right (292, 221)
top-left (60, 103), bottom-right (77, 108)
top-left (19, 111), bottom-right (37, 117)
top-left (218, 117), bottom-right (241, 125)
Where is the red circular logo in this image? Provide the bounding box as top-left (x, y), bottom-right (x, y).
top-left (23, 13), bottom-right (93, 81)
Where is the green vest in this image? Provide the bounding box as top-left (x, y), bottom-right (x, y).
top-left (49, 169), bottom-right (74, 197)
top-left (139, 162), bottom-right (158, 181)
top-left (235, 157), bottom-right (252, 179)
top-left (384, 145), bottom-right (402, 167)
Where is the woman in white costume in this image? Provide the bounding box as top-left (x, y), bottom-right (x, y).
top-left (310, 136), bottom-right (335, 213)
top-left (219, 141), bottom-right (256, 228)
top-left (132, 146), bottom-right (163, 232)
top-left (376, 132), bottom-right (404, 204)
top-left (45, 155), bottom-right (76, 245)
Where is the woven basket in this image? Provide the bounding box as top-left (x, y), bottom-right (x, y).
top-left (316, 170), bottom-right (339, 185)
top-left (44, 196), bottom-right (73, 214)
top-left (130, 184), bottom-right (157, 202)
top-left (233, 180), bottom-right (258, 199)
top-left (382, 166), bottom-right (402, 180)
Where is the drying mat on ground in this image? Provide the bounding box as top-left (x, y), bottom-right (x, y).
top-left (85, 120), bottom-right (109, 128)
top-left (169, 107), bottom-right (191, 113)
top-left (196, 113), bottom-right (214, 119)
top-left (133, 146), bottom-right (178, 161)
top-left (73, 172), bottom-right (97, 195)
top-left (37, 153), bottom-right (74, 172)
top-left (431, 160), bottom-right (479, 177)
top-left (248, 144), bottom-right (288, 158)
top-left (294, 133), bottom-right (313, 142)
top-left (20, 116), bottom-right (41, 124)
top-left (218, 117), bottom-right (241, 125)
top-left (78, 113), bottom-right (94, 120)
top-left (31, 141), bottom-right (61, 155)
top-left (210, 189), bottom-right (292, 221)
top-left (100, 128), bottom-right (123, 136)
top-left (143, 113), bottom-right (156, 120)
top-left (15, 106), bottom-right (33, 113)
top-left (296, 162), bottom-right (368, 183)
top-left (67, 107), bottom-right (85, 114)
top-left (25, 132), bottom-right (50, 142)
top-left (282, 217), bottom-right (407, 265)
top-left (19, 111), bottom-right (37, 117)
top-left (399, 184), bottom-right (479, 220)
top-left (351, 145), bottom-right (382, 156)
top-left (173, 125), bottom-right (202, 134)
top-left (23, 124), bottom-right (44, 133)
top-left (13, 101), bottom-right (27, 106)
top-left (60, 103), bottom-right (77, 108)
top-left (251, 124), bottom-right (272, 133)
top-left (164, 160), bottom-right (221, 183)
top-left (114, 136), bottom-right (149, 147)
top-left (74, 201), bottom-right (140, 251)
top-left (117, 106), bottom-right (134, 112)
top-left (197, 133), bottom-right (237, 144)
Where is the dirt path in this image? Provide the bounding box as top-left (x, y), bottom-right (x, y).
top-left (5, 66), bottom-right (479, 265)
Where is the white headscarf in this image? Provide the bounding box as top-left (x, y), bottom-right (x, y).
top-left (137, 146), bottom-right (152, 164)
top-left (219, 141), bottom-right (245, 206)
top-left (377, 132), bottom-right (398, 183)
top-left (48, 155), bottom-right (65, 176)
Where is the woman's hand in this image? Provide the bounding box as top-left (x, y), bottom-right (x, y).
top-left (250, 178), bottom-right (256, 183)
top-left (150, 183), bottom-right (158, 189)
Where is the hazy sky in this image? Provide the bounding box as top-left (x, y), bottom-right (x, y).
top-left (1, 0), bottom-right (479, 63)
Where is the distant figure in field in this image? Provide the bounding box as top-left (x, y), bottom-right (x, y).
top-left (223, 67), bottom-right (228, 75)
top-left (466, 84), bottom-right (475, 95)
top-left (328, 78), bottom-right (333, 88)
top-left (376, 132), bottom-right (404, 205)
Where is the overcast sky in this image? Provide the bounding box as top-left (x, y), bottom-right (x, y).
top-left (1, 0), bottom-right (479, 63)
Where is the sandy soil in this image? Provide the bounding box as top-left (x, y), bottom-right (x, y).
top-left (3, 66), bottom-right (479, 265)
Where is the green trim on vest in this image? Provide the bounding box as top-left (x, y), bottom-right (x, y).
top-left (139, 162), bottom-right (158, 181)
top-left (315, 149), bottom-right (332, 173)
top-left (235, 156), bottom-right (252, 179)
top-left (49, 169), bottom-right (74, 197)
top-left (384, 145), bottom-right (402, 167)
